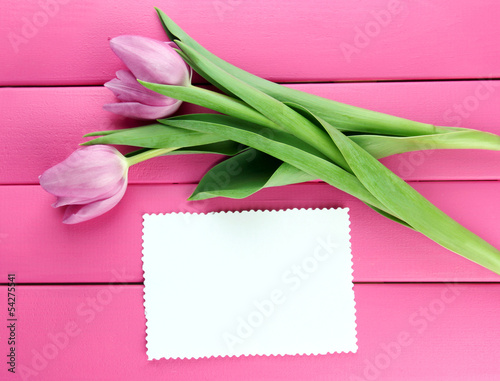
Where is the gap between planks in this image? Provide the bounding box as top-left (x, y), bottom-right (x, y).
top-left (2, 281), bottom-right (500, 286)
top-left (3, 77), bottom-right (500, 88)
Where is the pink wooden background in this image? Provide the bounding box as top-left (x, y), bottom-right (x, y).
top-left (1, 0), bottom-right (500, 379)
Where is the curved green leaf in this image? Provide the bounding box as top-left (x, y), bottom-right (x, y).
top-left (190, 150), bottom-right (315, 200)
top-left (295, 104), bottom-right (500, 274)
top-left (155, 8), bottom-right (450, 136)
top-left (139, 81), bottom-right (278, 131)
top-left (191, 131), bottom-right (500, 200)
top-left (160, 113), bottom-right (395, 216)
top-left (82, 124), bottom-right (225, 148)
top-left (190, 149), bottom-right (284, 200)
top-left (173, 41), bottom-right (350, 171)
top-left (351, 131), bottom-right (500, 159)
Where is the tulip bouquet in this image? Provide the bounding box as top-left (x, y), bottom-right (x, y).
top-left (40, 9), bottom-right (500, 274)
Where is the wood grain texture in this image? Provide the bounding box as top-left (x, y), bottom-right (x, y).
top-left (2, 182), bottom-right (499, 283)
top-left (1, 0), bottom-right (500, 85)
top-left (1, 284), bottom-right (499, 380)
top-left (2, 80), bottom-right (500, 185)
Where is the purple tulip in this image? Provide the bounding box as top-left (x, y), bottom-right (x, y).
top-left (104, 35), bottom-right (191, 120)
top-left (39, 146), bottom-right (129, 224)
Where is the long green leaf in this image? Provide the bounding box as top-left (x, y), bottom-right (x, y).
top-left (174, 41), bottom-right (351, 171)
top-left (175, 141), bottom-right (248, 156)
top-left (155, 8), bottom-right (452, 137)
top-left (190, 149), bottom-right (285, 200)
top-left (157, 7), bottom-right (500, 150)
top-left (192, 128), bottom-right (500, 199)
top-left (190, 150), bottom-right (315, 200)
top-left (174, 48), bottom-right (238, 99)
top-left (165, 114), bottom-right (412, 228)
top-left (160, 114), bottom-right (397, 216)
top-left (191, 129), bottom-right (500, 201)
top-left (351, 130), bottom-right (500, 158)
top-left (82, 124), bottom-right (225, 148)
top-left (192, 150), bottom-right (411, 227)
top-left (138, 81), bottom-right (278, 131)
top-left (154, 9), bottom-right (500, 273)
top-left (295, 104), bottom-right (500, 274)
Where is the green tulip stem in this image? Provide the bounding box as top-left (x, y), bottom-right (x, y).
top-left (125, 147), bottom-right (179, 166)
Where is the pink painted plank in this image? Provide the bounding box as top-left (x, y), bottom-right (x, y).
top-left (2, 81), bottom-right (500, 185)
top-left (2, 181), bottom-right (500, 283)
top-left (1, 284), bottom-right (499, 380)
top-left (1, 1), bottom-right (500, 85)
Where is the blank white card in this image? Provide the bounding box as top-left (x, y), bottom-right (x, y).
top-left (142, 208), bottom-right (357, 360)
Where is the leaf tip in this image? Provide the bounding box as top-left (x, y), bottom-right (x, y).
top-left (187, 191), bottom-right (213, 201)
top-left (186, 193), bottom-right (198, 201)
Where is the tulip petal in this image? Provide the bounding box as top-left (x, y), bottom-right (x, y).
top-left (103, 100), bottom-right (182, 120)
top-left (39, 146), bottom-right (128, 201)
top-left (105, 70), bottom-right (174, 107)
top-left (166, 41), bottom-right (194, 83)
top-left (110, 35), bottom-right (190, 86)
top-left (62, 178), bottom-right (128, 224)
top-left (52, 179), bottom-right (124, 208)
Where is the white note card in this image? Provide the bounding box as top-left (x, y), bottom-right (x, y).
top-left (142, 208), bottom-right (357, 360)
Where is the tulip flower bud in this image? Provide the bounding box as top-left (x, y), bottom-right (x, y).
top-left (104, 35), bottom-right (191, 120)
top-left (39, 146), bottom-right (129, 224)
